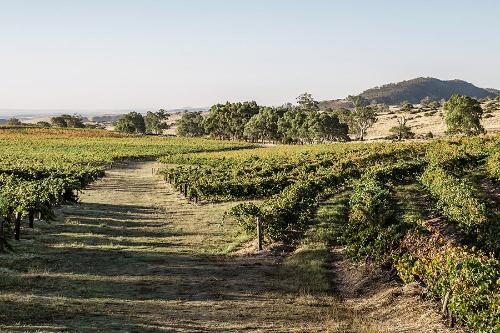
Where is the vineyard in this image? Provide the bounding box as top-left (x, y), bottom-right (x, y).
top-left (160, 135), bottom-right (500, 333)
top-left (0, 128), bottom-right (498, 332)
top-left (0, 128), bottom-right (252, 249)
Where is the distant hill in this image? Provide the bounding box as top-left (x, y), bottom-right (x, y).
top-left (321, 77), bottom-right (500, 108)
top-left (359, 77), bottom-right (499, 105)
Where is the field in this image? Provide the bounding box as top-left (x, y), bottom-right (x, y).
top-left (0, 128), bottom-right (498, 332)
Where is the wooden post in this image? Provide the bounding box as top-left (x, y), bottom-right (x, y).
top-left (28, 211), bottom-right (34, 228)
top-left (256, 217), bottom-right (263, 251)
top-left (184, 184), bottom-right (188, 197)
top-left (14, 212), bottom-right (21, 241)
top-left (442, 290), bottom-right (451, 316)
top-left (38, 211), bottom-right (42, 221)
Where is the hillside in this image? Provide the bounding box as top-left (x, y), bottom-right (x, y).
top-left (359, 77), bottom-right (499, 105)
top-left (321, 78), bottom-right (500, 108)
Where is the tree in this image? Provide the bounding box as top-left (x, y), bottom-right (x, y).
top-left (51, 116), bottom-right (67, 127)
top-left (347, 95), bottom-right (369, 108)
top-left (176, 112), bottom-right (205, 137)
top-left (444, 95), bottom-right (485, 136)
top-left (400, 101), bottom-right (415, 114)
top-left (311, 110), bottom-right (349, 142)
top-left (204, 102), bottom-right (260, 140)
top-left (114, 112), bottom-right (146, 134)
top-left (389, 123), bottom-right (414, 140)
top-left (390, 102), bottom-right (415, 141)
top-left (50, 114), bottom-right (84, 128)
top-left (258, 107), bottom-right (283, 142)
top-left (6, 118), bottom-right (22, 126)
top-left (144, 110), bottom-right (170, 134)
top-left (243, 115), bottom-right (264, 142)
top-left (277, 108), bottom-right (307, 143)
top-left (338, 96), bottom-right (378, 141)
top-left (36, 121), bottom-right (52, 128)
top-left (296, 93), bottom-right (319, 112)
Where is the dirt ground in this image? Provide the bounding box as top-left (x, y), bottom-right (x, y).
top-left (0, 162), bottom-right (463, 332)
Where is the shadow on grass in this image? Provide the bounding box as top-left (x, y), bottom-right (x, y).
top-left (0, 200), bottom-right (298, 331)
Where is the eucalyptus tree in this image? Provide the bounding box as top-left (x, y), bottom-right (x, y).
top-left (444, 95), bottom-right (485, 135)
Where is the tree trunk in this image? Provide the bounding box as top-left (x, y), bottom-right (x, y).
top-left (14, 212), bottom-right (21, 241)
top-left (29, 211), bottom-right (34, 228)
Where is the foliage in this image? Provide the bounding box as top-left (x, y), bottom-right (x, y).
top-left (144, 109), bottom-right (170, 134)
top-left (444, 95), bottom-right (485, 135)
top-left (204, 101), bottom-right (261, 140)
top-left (188, 94), bottom-right (350, 143)
top-left (244, 107), bottom-right (282, 142)
top-left (6, 118), bottom-right (22, 126)
top-left (0, 127), bottom-right (252, 231)
top-left (486, 151), bottom-right (500, 181)
top-left (389, 123), bottom-right (415, 140)
top-left (114, 112), bottom-right (146, 134)
top-left (396, 233), bottom-right (499, 333)
top-left (340, 170), bottom-right (411, 262)
top-left (176, 111), bottom-right (205, 137)
top-left (36, 121), bottom-right (52, 128)
top-left (420, 166), bottom-right (487, 233)
top-left (337, 96), bottom-right (378, 141)
top-left (51, 114), bottom-right (85, 128)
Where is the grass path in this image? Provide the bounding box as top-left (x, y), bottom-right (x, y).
top-left (0, 162), bottom-right (344, 332)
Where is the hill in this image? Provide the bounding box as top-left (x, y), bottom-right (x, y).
top-left (358, 77), bottom-right (499, 105)
top-left (321, 78), bottom-right (500, 108)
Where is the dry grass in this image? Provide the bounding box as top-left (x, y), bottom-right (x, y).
top-left (365, 104), bottom-right (500, 140)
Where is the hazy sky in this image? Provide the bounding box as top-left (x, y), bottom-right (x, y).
top-left (1, 0), bottom-right (499, 114)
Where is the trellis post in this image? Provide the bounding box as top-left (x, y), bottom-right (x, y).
top-left (14, 212), bottom-right (21, 241)
top-left (256, 217), bottom-right (263, 251)
top-left (28, 211), bottom-right (34, 228)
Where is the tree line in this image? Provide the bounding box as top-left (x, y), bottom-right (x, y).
top-left (177, 93), bottom-right (381, 143)
top-left (176, 93), bottom-right (488, 142)
top-left (2, 93), bottom-right (489, 141)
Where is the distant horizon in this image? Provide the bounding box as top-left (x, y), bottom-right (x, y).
top-left (2, 75), bottom-right (499, 118)
top-left (1, 1), bottom-right (499, 115)
top-left (0, 107), bottom-right (210, 118)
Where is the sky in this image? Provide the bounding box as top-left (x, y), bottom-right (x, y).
top-left (1, 0), bottom-right (499, 115)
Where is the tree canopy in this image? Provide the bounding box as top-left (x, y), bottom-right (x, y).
top-left (444, 95), bottom-right (485, 136)
top-left (6, 118), bottom-right (22, 126)
top-left (114, 112), bottom-right (146, 134)
top-left (176, 112), bottom-right (205, 137)
top-left (144, 110), bottom-right (170, 134)
top-left (337, 96), bottom-right (378, 141)
top-left (51, 114), bottom-right (85, 128)
top-left (199, 94), bottom-right (349, 143)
